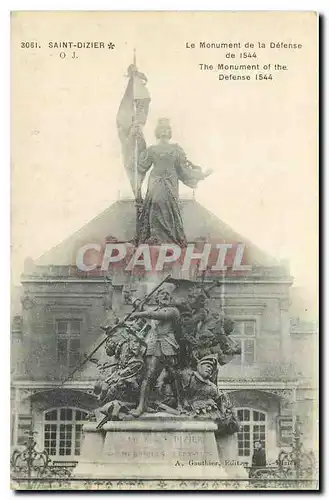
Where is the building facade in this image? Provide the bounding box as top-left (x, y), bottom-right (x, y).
top-left (11, 199), bottom-right (318, 467)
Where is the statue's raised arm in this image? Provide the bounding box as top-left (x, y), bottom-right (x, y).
top-left (174, 144), bottom-right (213, 189)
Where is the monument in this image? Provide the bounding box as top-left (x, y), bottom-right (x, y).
top-left (72, 55), bottom-right (247, 480)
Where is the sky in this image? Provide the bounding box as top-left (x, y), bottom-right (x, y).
top-left (11, 11), bottom-right (318, 306)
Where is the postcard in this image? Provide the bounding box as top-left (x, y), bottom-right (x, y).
top-left (11, 11), bottom-right (318, 491)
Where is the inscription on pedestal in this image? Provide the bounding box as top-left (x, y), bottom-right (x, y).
top-left (75, 422), bottom-right (228, 479)
top-left (103, 431), bottom-right (218, 465)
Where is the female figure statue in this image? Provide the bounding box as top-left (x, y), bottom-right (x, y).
top-left (134, 118), bottom-right (213, 246)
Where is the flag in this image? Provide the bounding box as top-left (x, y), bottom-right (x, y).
top-left (116, 64), bottom-right (151, 196)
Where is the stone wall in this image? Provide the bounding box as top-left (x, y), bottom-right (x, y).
top-left (12, 267), bottom-right (316, 384)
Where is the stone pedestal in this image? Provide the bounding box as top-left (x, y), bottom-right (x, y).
top-left (74, 414), bottom-right (228, 480)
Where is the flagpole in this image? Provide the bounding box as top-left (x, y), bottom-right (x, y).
top-left (132, 48), bottom-right (140, 243)
top-left (133, 48), bottom-right (137, 196)
top-left (221, 263), bottom-right (225, 313)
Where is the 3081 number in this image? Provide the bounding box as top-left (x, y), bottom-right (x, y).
top-left (20, 42), bottom-right (40, 48)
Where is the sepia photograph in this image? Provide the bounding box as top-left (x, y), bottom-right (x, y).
top-left (10, 10), bottom-right (319, 491)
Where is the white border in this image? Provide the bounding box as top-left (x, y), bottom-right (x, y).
top-left (2, 0), bottom-right (328, 10)
top-left (2, 1), bottom-right (325, 498)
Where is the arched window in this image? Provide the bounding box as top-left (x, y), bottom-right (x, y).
top-left (236, 408), bottom-right (267, 461)
top-left (43, 408), bottom-right (88, 459)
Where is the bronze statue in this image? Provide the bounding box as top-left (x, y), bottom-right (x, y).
top-left (133, 118), bottom-right (213, 246)
top-left (181, 355), bottom-right (239, 435)
top-left (129, 282), bottom-right (185, 416)
top-left (92, 280), bottom-right (241, 426)
top-left (64, 61), bottom-right (243, 442)
top-left (117, 60), bottom-right (213, 244)
top-left (174, 283), bottom-right (241, 370)
top-left (93, 320), bottom-right (147, 425)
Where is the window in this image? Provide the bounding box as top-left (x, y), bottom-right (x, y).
top-left (56, 319), bottom-right (81, 367)
top-left (44, 408), bottom-right (88, 458)
top-left (230, 320), bottom-right (256, 366)
top-left (236, 408), bottom-right (267, 462)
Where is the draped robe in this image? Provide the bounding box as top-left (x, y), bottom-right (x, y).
top-left (137, 143), bottom-right (205, 246)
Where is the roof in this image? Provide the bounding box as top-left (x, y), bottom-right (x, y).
top-left (35, 198), bottom-right (279, 268)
